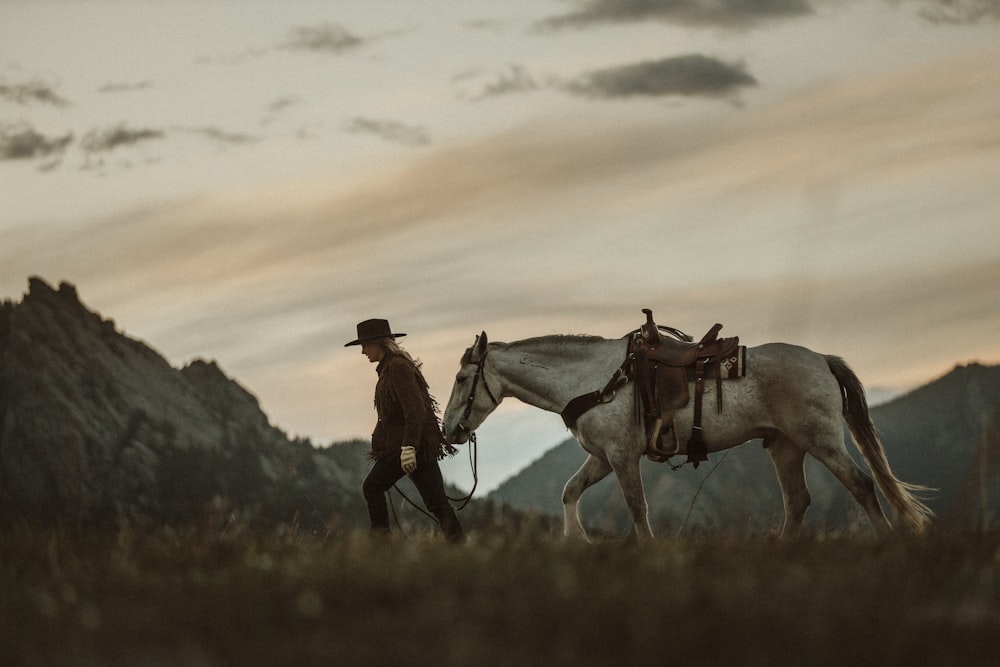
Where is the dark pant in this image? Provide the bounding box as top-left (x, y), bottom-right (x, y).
top-left (362, 453), bottom-right (464, 543)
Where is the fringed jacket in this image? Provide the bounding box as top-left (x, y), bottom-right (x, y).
top-left (371, 352), bottom-right (451, 462)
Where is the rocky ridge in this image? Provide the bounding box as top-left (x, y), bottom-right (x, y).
top-left (0, 277), bottom-right (369, 531)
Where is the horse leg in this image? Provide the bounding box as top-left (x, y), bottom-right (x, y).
top-left (562, 454), bottom-right (612, 540)
top-left (610, 456), bottom-right (654, 540)
top-left (806, 433), bottom-right (892, 534)
top-left (765, 435), bottom-right (810, 537)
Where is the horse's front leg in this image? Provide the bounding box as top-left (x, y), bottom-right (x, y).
top-left (562, 454), bottom-right (612, 541)
top-left (611, 456), bottom-right (654, 540)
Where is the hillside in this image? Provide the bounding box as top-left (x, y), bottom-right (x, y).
top-left (0, 277), bottom-right (472, 533)
top-left (489, 363), bottom-right (1000, 535)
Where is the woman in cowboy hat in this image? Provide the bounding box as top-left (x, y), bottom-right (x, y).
top-left (346, 318), bottom-right (463, 542)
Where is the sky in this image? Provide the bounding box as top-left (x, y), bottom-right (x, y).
top-left (3, 0), bottom-right (1000, 493)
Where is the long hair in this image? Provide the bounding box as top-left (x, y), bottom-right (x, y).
top-left (379, 338), bottom-right (422, 369)
top-left (374, 337), bottom-right (456, 457)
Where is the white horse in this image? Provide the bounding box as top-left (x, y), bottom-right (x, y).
top-left (441, 331), bottom-right (934, 539)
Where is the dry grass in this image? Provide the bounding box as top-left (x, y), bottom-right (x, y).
top-left (2, 522), bottom-right (999, 666)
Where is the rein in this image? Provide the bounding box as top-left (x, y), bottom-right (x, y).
top-left (391, 343), bottom-right (496, 523)
top-left (444, 342), bottom-right (499, 509)
top-left (461, 344), bottom-right (500, 425)
top-left (446, 431), bottom-right (478, 509)
top-left (390, 431), bottom-right (478, 528)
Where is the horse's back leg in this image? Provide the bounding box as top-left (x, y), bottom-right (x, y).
top-left (765, 435), bottom-right (810, 536)
top-left (803, 429), bottom-right (892, 534)
top-left (562, 454), bottom-right (612, 540)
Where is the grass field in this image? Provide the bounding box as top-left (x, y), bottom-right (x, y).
top-left (2, 523), bottom-right (999, 666)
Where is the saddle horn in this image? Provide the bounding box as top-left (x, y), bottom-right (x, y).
top-left (640, 308), bottom-right (662, 348)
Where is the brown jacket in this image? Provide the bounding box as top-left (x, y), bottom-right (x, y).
top-left (370, 352), bottom-right (447, 462)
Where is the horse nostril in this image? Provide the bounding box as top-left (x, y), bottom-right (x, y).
top-left (445, 423), bottom-right (471, 445)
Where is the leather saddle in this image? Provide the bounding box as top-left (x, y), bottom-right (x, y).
top-left (634, 309), bottom-right (740, 467)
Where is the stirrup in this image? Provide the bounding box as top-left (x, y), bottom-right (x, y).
top-left (645, 419), bottom-right (678, 462)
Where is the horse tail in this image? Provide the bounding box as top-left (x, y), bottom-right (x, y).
top-left (824, 355), bottom-right (935, 532)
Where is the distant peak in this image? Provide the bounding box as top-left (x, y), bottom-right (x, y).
top-left (959, 362), bottom-right (988, 371)
top-left (26, 276), bottom-right (81, 305)
top-left (182, 358), bottom-right (227, 377)
top-left (27, 275), bottom-right (55, 295)
top-left (57, 281), bottom-right (80, 301)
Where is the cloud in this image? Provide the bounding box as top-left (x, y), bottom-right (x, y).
top-left (196, 47), bottom-right (271, 66)
top-left (345, 117), bottom-right (430, 146)
top-left (0, 122), bottom-right (73, 160)
top-left (199, 22), bottom-right (369, 65)
top-left (79, 124), bottom-right (165, 154)
top-left (176, 126), bottom-right (259, 145)
top-left (535, 0), bottom-right (814, 30)
top-left (462, 57), bottom-right (755, 102)
top-left (5, 42), bottom-right (998, 442)
top-left (5, 119), bottom-right (255, 171)
top-left (910, 0), bottom-right (1000, 24)
top-left (565, 54), bottom-right (757, 99)
top-left (263, 96), bottom-right (300, 125)
top-left (280, 22), bottom-right (364, 53)
top-left (536, 0), bottom-right (1000, 30)
top-left (266, 97), bottom-right (299, 114)
top-left (0, 79), bottom-right (70, 106)
top-left (97, 81), bottom-right (152, 94)
top-left (470, 64), bottom-right (542, 100)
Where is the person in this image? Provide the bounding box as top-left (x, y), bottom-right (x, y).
top-left (346, 318), bottom-right (464, 542)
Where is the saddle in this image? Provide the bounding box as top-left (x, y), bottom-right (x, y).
top-left (634, 309), bottom-right (740, 467)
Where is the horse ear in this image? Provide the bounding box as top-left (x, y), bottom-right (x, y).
top-left (476, 331), bottom-right (488, 358)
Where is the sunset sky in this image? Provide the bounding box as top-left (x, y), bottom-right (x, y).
top-left (3, 1), bottom-right (999, 492)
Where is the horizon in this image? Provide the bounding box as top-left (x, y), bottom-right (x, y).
top-left (6, 273), bottom-right (990, 494)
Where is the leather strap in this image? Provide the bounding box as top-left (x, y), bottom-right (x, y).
top-left (686, 358), bottom-right (709, 467)
top-left (560, 351), bottom-right (635, 429)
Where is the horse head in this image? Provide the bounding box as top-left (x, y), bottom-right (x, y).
top-left (442, 331), bottom-right (501, 444)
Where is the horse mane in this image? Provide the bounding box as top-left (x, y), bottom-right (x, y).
top-left (505, 334), bottom-right (609, 351)
top-left (461, 333), bottom-right (610, 364)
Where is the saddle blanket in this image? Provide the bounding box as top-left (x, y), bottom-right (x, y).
top-left (683, 345), bottom-right (746, 381)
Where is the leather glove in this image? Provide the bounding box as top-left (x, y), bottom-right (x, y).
top-left (400, 446), bottom-right (417, 474)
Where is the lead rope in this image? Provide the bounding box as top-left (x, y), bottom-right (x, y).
top-left (388, 481), bottom-right (443, 528)
top-left (390, 341), bottom-right (492, 528)
top-left (388, 431), bottom-right (480, 529)
top-left (678, 448), bottom-right (732, 535)
top-left (446, 431), bottom-right (478, 510)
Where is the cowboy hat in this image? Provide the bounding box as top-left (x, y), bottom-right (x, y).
top-left (344, 318), bottom-right (407, 347)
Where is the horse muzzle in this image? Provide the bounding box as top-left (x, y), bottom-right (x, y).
top-left (444, 421), bottom-right (472, 445)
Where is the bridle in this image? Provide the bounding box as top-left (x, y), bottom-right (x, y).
top-left (436, 338), bottom-right (498, 511)
top-left (390, 339), bottom-right (499, 518)
top-left (458, 338), bottom-right (500, 436)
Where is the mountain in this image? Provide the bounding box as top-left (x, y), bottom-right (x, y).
top-left (0, 277), bottom-right (463, 533)
top-left (489, 363), bottom-right (1000, 535)
top-left (5, 276), bottom-right (997, 537)
top-left (875, 364), bottom-right (1000, 525)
